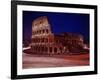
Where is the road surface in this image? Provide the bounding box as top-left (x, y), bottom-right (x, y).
top-left (23, 53), bottom-right (89, 69)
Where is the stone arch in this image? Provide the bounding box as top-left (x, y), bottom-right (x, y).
top-left (49, 47), bottom-right (52, 53)
top-left (54, 47), bottom-right (57, 53)
top-left (46, 29), bottom-right (49, 33)
top-left (44, 47), bottom-right (48, 53)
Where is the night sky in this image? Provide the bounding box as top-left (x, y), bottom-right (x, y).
top-left (23, 11), bottom-right (90, 43)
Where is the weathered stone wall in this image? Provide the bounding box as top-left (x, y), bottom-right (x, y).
top-left (31, 16), bottom-right (84, 54)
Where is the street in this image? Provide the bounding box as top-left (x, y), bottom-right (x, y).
top-left (23, 52), bottom-right (89, 69)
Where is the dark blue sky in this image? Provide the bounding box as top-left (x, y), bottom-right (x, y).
top-left (23, 11), bottom-right (90, 43)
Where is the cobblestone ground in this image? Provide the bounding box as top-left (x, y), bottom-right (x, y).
top-left (23, 52), bottom-right (89, 69)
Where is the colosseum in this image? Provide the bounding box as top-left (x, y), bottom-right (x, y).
top-left (31, 16), bottom-right (85, 54)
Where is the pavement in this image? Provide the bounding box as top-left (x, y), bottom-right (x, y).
top-left (23, 52), bottom-right (89, 69)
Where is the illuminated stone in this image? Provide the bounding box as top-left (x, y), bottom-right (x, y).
top-left (31, 16), bottom-right (85, 54)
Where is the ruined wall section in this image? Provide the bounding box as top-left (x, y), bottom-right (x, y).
top-left (31, 16), bottom-right (86, 54)
top-left (32, 16), bottom-right (52, 38)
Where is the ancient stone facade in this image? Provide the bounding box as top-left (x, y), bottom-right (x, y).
top-left (31, 16), bottom-right (84, 54)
